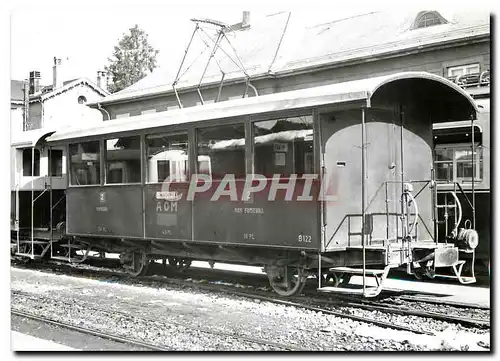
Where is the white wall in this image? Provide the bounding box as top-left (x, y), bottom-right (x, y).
top-left (42, 83), bottom-right (104, 129)
top-left (10, 105), bottom-right (24, 140)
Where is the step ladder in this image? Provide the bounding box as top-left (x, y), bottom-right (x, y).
top-left (15, 240), bottom-right (51, 260)
top-left (434, 187), bottom-right (477, 284)
top-left (50, 239), bottom-right (92, 263)
top-left (317, 264), bottom-right (394, 298)
top-left (433, 249), bottom-right (476, 284)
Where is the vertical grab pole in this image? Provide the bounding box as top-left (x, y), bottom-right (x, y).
top-left (318, 254), bottom-right (322, 289)
top-left (471, 116), bottom-right (476, 229)
top-left (49, 147), bottom-right (53, 258)
top-left (16, 185), bottom-right (19, 254)
top-left (361, 107), bottom-right (366, 295)
top-left (31, 146), bottom-right (34, 259)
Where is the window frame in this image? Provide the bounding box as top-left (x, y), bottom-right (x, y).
top-left (434, 143), bottom-right (483, 183)
top-left (22, 148), bottom-right (41, 177)
top-left (447, 64), bottom-right (481, 78)
top-left (145, 131), bottom-right (190, 184)
top-left (195, 121), bottom-right (247, 179)
top-left (412, 11), bottom-right (448, 30)
top-left (250, 113), bottom-right (315, 179)
top-left (104, 135), bottom-right (142, 185)
top-left (49, 148), bottom-right (64, 177)
top-left (77, 95), bottom-right (87, 104)
top-left (68, 140), bottom-right (102, 187)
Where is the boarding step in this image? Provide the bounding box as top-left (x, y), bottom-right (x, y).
top-left (345, 245), bottom-right (386, 251)
top-left (17, 240), bottom-right (50, 245)
top-left (50, 255), bottom-right (86, 263)
top-left (317, 285), bottom-right (382, 298)
top-left (318, 265), bottom-right (395, 298)
top-left (433, 260), bottom-right (476, 284)
top-left (329, 267), bottom-right (385, 276)
top-left (14, 253), bottom-right (43, 259)
top-left (433, 274), bottom-right (476, 284)
top-left (59, 244), bottom-right (88, 250)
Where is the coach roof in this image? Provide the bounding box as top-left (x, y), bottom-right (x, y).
top-left (47, 72), bottom-right (478, 143)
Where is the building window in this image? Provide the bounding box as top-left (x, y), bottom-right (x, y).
top-left (253, 115), bottom-right (314, 178)
top-left (78, 95), bottom-right (87, 104)
top-left (105, 136), bottom-right (141, 184)
top-left (412, 11), bottom-right (447, 29)
top-left (115, 113), bottom-right (130, 119)
top-left (434, 145), bottom-right (483, 183)
top-left (49, 149), bottom-right (63, 177)
top-left (141, 109), bottom-right (157, 115)
top-left (146, 133), bottom-right (189, 183)
top-left (447, 64), bottom-right (480, 78)
top-left (22, 148), bottom-right (40, 176)
top-left (197, 124), bottom-right (246, 179)
top-left (69, 141), bottom-right (100, 185)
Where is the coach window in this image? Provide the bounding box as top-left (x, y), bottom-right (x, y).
top-left (49, 149), bottom-right (63, 177)
top-left (146, 133), bottom-right (189, 183)
top-left (22, 148), bottom-right (40, 176)
top-left (197, 124), bottom-right (246, 179)
top-left (105, 136), bottom-right (141, 184)
top-left (69, 141), bottom-right (100, 185)
top-left (253, 115), bottom-right (314, 177)
top-left (435, 145), bottom-right (483, 182)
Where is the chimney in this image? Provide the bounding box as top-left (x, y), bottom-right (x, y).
top-left (23, 80), bottom-right (30, 131)
top-left (96, 70), bottom-right (108, 91)
top-left (242, 11), bottom-right (250, 28)
top-left (28, 71), bottom-right (41, 95)
top-left (53, 57), bottom-right (63, 89)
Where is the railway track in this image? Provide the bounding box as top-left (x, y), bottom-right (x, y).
top-left (11, 309), bottom-right (171, 351)
top-left (295, 294), bottom-right (490, 329)
top-left (11, 259), bottom-right (489, 332)
top-left (12, 290), bottom-right (305, 351)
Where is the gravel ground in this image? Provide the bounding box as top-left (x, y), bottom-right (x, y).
top-left (11, 267), bottom-right (490, 351)
top-left (375, 297), bottom-right (490, 322)
top-left (11, 313), bottom-right (149, 351)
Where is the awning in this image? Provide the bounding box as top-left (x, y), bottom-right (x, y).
top-left (46, 71), bottom-right (479, 143)
top-left (433, 124), bottom-right (482, 145)
top-left (11, 129), bottom-right (56, 148)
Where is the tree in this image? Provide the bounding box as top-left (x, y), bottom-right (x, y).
top-left (105, 24), bottom-right (159, 93)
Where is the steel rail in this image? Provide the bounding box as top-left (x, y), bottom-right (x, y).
top-left (11, 309), bottom-right (171, 351)
top-left (226, 292), bottom-right (435, 336)
top-left (397, 294), bottom-right (490, 310)
top-left (11, 261), bottom-right (489, 328)
top-left (313, 296), bottom-right (489, 329)
top-left (12, 290), bottom-right (304, 352)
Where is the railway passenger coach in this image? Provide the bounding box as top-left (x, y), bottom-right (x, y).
top-left (11, 72), bottom-right (482, 297)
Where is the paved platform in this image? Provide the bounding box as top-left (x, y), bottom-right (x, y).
top-left (351, 276), bottom-right (490, 308)
top-left (11, 331), bottom-right (78, 351)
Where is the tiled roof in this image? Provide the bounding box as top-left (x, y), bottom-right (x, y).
top-left (19, 77), bottom-right (110, 102)
top-left (12, 77), bottom-right (109, 103)
top-left (40, 78), bottom-right (80, 94)
top-left (50, 71), bottom-right (478, 143)
top-left (97, 8), bottom-right (490, 104)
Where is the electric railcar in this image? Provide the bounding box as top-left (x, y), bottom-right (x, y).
top-left (11, 72), bottom-right (482, 297)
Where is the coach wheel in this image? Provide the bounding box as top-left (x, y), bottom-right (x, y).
top-left (168, 257), bottom-right (192, 270)
top-left (319, 272), bottom-right (351, 287)
top-left (126, 251), bottom-right (149, 277)
top-left (267, 266), bottom-right (306, 297)
top-left (320, 272), bottom-right (340, 287)
top-left (340, 273), bottom-right (352, 285)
